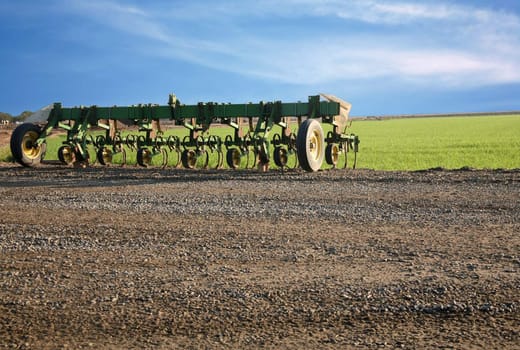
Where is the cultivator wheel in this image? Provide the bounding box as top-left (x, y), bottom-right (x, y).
top-left (296, 119), bottom-right (325, 172)
top-left (58, 145), bottom-right (74, 165)
top-left (226, 148), bottom-right (241, 169)
top-left (325, 143), bottom-right (340, 167)
top-left (181, 149), bottom-right (197, 169)
top-left (273, 147), bottom-right (288, 168)
top-left (97, 147), bottom-right (113, 166)
top-left (137, 148), bottom-right (152, 167)
top-left (10, 123), bottom-right (46, 167)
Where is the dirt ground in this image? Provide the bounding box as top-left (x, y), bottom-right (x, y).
top-left (0, 129), bottom-right (11, 145)
top-left (0, 162), bottom-right (518, 349)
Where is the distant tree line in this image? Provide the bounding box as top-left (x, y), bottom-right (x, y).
top-left (0, 111), bottom-right (33, 123)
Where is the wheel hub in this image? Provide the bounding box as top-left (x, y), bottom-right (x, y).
top-left (22, 132), bottom-right (40, 158)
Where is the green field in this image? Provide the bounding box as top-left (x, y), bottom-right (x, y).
top-left (2, 114), bottom-right (519, 170)
top-left (348, 115), bottom-right (520, 170)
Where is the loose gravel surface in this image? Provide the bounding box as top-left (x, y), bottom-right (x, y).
top-left (0, 164), bottom-right (518, 349)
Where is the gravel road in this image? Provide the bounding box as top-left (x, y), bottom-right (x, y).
top-left (0, 164), bottom-right (519, 349)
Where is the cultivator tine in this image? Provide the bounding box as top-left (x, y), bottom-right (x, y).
top-left (120, 147), bottom-right (127, 167)
top-left (111, 133), bottom-right (126, 167)
top-left (341, 141), bottom-right (348, 170)
top-left (11, 93), bottom-right (359, 172)
top-left (352, 137), bottom-right (359, 169)
top-left (200, 149), bottom-right (210, 169)
top-left (161, 148), bottom-right (168, 169)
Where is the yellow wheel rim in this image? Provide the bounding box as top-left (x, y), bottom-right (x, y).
top-left (188, 152), bottom-right (197, 167)
top-left (232, 149), bottom-right (240, 167)
top-left (61, 147), bottom-right (73, 164)
top-left (309, 129), bottom-right (323, 161)
top-left (102, 148), bottom-right (113, 164)
top-left (280, 150), bottom-right (288, 165)
top-left (331, 144), bottom-right (339, 164)
top-left (143, 149), bottom-right (152, 165)
top-left (21, 131), bottom-right (42, 159)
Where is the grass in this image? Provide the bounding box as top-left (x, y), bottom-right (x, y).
top-left (348, 115), bottom-right (520, 170)
top-left (0, 145), bottom-right (12, 162)
top-left (1, 115), bottom-right (519, 170)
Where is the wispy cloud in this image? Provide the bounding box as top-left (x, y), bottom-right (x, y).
top-left (62, 0), bottom-right (171, 43)
top-left (309, 0), bottom-right (465, 23)
top-left (53, 0), bottom-right (520, 88)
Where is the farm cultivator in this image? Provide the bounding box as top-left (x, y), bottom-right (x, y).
top-left (10, 94), bottom-right (359, 172)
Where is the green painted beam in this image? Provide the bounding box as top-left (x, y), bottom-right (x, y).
top-left (49, 96), bottom-right (341, 125)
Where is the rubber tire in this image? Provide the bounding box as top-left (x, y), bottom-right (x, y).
top-left (325, 143), bottom-right (339, 166)
top-left (273, 147), bottom-right (288, 168)
top-left (10, 123), bottom-right (46, 167)
top-left (226, 148), bottom-right (240, 169)
top-left (137, 148), bottom-right (152, 167)
top-left (181, 149), bottom-right (197, 169)
top-left (296, 119), bottom-right (324, 172)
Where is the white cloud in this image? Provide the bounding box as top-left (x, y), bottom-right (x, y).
top-left (55, 0), bottom-right (520, 88)
top-left (194, 42), bottom-right (520, 87)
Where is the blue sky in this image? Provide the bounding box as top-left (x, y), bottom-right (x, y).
top-left (1, 0), bottom-right (520, 116)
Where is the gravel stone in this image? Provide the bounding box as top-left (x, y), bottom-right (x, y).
top-left (0, 164), bottom-right (519, 349)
